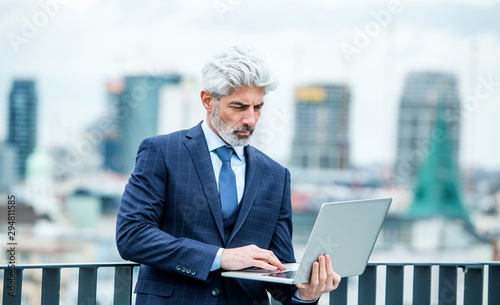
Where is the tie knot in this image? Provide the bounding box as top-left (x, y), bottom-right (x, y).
top-left (215, 146), bottom-right (233, 163)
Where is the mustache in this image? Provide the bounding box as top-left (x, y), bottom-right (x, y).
top-left (233, 125), bottom-right (255, 133)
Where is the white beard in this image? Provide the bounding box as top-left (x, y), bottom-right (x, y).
top-left (210, 101), bottom-right (255, 146)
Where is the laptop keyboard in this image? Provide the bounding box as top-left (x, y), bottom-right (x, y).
top-left (265, 271), bottom-right (296, 279)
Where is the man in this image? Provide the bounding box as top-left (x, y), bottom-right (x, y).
top-left (116, 45), bottom-right (340, 304)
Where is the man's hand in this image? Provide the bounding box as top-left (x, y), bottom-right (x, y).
top-left (221, 244), bottom-right (287, 271)
top-left (296, 254), bottom-right (341, 301)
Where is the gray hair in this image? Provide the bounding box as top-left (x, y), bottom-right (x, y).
top-left (201, 45), bottom-right (279, 100)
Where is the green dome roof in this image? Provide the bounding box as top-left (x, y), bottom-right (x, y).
top-left (26, 148), bottom-right (54, 178)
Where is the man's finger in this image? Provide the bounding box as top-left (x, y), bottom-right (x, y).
top-left (319, 255), bottom-right (327, 283)
top-left (325, 254), bottom-right (333, 271)
top-left (324, 255), bottom-right (336, 290)
top-left (255, 250), bottom-right (285, 270)
top-left (310, 261), bottom-right (320, 285)
top-left (333, 272), bottom-right (341, 289)
top-left (256, 261), bottom-right (278, 271)
top-left (325, 255), bottom-right (334, 281)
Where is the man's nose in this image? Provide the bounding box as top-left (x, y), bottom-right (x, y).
top-left (241, 109), bottom-right (257, 126)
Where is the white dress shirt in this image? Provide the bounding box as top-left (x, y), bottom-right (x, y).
top-left (201, 120), bottom-right (246, 204)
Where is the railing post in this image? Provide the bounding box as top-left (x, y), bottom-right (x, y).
top-left (41, 267), bottom-right (61, 305)
top-left (78, 266), bottom-right (98, 305)
top-left (488, 264), bottom-right (500, 305)
top-left (386, 265), bottom-right (404, 305)
top-left (114, 266), bottom-right (134, 305)
top-left (329, 276), bottom-right (348, 305)
top-left (438, 265), bottom-right (457, 305)
top-left (463, 264), bottom-right (483, 305)
top-left (413, 265), bottom-right (431, 305)
top-left (358, 265), bottom-right (376, 305)
top-left (2, 268), bottom-right (23, 305)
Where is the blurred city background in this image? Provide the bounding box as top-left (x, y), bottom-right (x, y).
top-left (1, 0), bottom-right (500, 304)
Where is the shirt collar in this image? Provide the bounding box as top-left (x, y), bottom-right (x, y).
top-left (201, 120), bottom-right (245, 160)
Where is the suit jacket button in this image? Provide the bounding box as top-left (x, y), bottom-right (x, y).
top-left (181, 266), bottom-right (186, 272)
top-left (186, 268), bottom-right (191, 274)
top-left (176, 265), bottom-right (182, 271)
top-left (211, 288), bottom-right (220, 296)
top-left (191, 269), bottom-right (197, 275)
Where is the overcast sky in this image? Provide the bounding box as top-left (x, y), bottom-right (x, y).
top-left (1, 0), bottom-right (500, 169)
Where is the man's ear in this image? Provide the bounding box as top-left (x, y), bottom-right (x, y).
top-left (201, 90), bottom-right (214, 112)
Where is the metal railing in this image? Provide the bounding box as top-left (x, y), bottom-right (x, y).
top-left (1, 262), bottom-right (499, 304)
top-left (330, 262), bottom-right (500, 305)
top-left (1, 262), bottom-right (138, 305)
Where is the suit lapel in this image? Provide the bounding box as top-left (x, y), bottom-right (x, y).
top-left (228, 145), bottom-right (263, 244)
top-left (184, 123), bottom-right (225, 240)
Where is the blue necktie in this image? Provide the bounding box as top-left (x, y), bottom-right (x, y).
top-left (215, 146), bottom-right (238, 219)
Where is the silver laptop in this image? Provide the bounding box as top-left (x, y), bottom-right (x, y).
top-left (222, 198), bottom-right (392, 284)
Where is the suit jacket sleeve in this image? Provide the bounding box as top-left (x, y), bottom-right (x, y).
top-left (116, 137), bottom-right (219, 282)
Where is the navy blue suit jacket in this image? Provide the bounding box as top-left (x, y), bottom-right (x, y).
top-left (116, 123), bottom-right (298, 304)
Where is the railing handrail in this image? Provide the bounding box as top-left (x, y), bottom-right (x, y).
top-left (367, 261), bottom-right (500, 267)
top-left (0, 261), bottom-right (139, 269)
top-left (2, 260), bottom-right (499, 269)
top-left (1, 261), bottom-right (499, 305)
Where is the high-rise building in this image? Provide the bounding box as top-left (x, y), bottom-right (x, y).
top-left (102, 79), bottom-right (124, 173)
top-left (394, 72), bottom-right (461, 185)
top-left (7, 79), bottom-right (38, 179)
top-left (157, 78), bottom-right (205, 135)
top-left (0, 142), bottom-right (17, 191)
top-left (290, 84), bottom-right (350, 169)
top-left (103, 75), bottom-right (181, 174)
